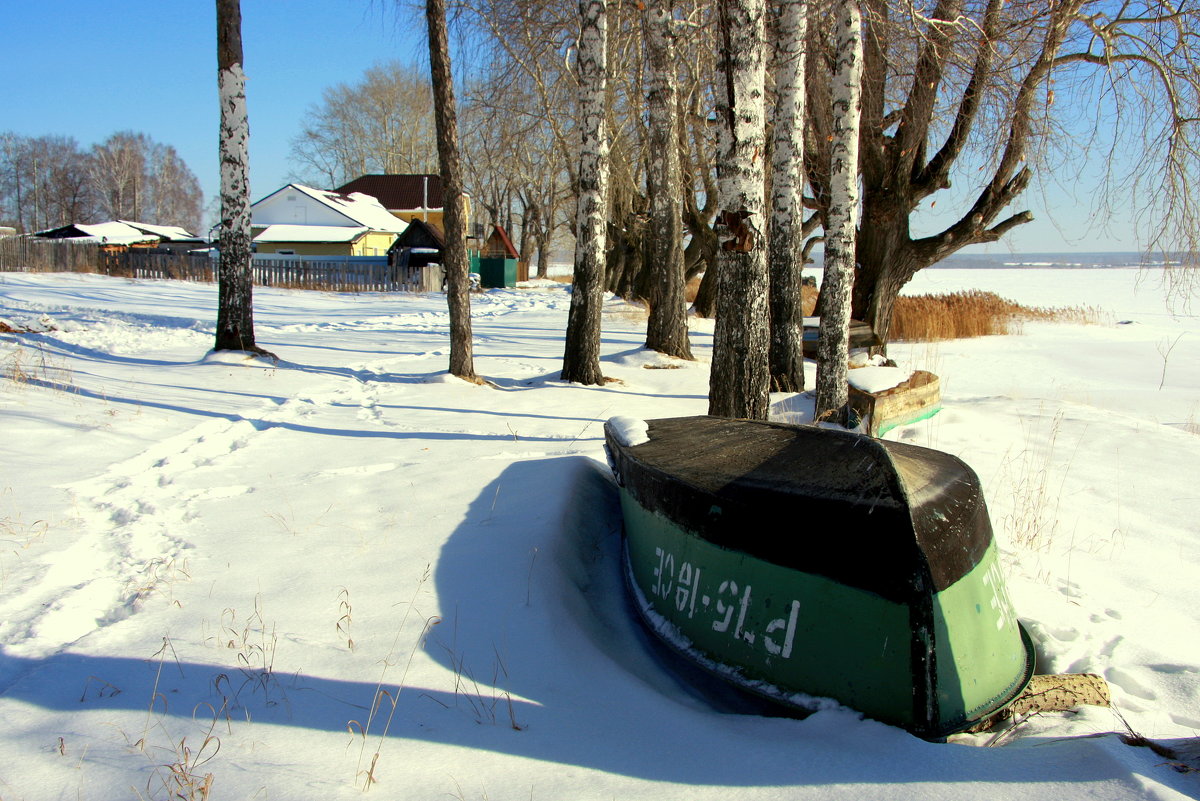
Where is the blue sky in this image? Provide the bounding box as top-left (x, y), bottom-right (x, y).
top-left (3, 1), bottom-right (428, 217)
top-left (2, 0), bottom-right (1135, 252)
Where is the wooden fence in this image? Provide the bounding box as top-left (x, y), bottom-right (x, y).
top-left (0, 238), bottom-right (445, 293)
top-left (0, 236), bottom-right (100, 272)
top-left (252, 258), bottom-right (444, 293)
top-left (101, 251), bottom-right (215, 282)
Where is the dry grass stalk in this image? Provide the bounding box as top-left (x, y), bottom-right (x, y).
top-left (1185, 407), bottom-right (1200, 436)
top-left (890, 290), bottom-right (1103, 342)
top-left (3, 341), bottom-right (74, 391)
top-left (350, 565), bottom-right (435, 790)
top-left (337, 587), bottom-right (355, 651)
top-left (999, 412), bottom-right (1069, 552)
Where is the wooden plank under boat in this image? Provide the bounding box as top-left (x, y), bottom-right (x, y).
top-left (603, 416), bottom-right (1035, 738)
top-left (802, 318), bottom-right (880, 357)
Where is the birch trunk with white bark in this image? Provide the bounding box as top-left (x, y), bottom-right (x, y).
top-left (642, 0), bottom-right (692, 361)
top-left (814, 0), bottom-right (863, 423)
top-left (214, 0), bottom-right (266, 356)
top-left (707, 0), bottom-right (770, 420)
top-left (768, 0), bottom-right (808, 393)
top-left (561, 0), bottom-right (609, 385)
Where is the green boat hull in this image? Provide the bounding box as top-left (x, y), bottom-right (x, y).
top-left (606, 416), bottom-right (1035, 737)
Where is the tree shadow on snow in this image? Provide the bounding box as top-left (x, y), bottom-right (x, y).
top-left (15, 379), bottom-right (571, 443)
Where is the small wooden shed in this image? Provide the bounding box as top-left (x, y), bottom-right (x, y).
top-left (476, 224), bottom-right (522, 288)
top-left (387, 219), bottom-right (445, 268)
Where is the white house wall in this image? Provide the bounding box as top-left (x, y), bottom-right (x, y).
top-left (252, 188), bottom-right (357, 227)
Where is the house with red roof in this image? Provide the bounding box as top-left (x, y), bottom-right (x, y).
top-left (334, 174), bottom-right (474, 234)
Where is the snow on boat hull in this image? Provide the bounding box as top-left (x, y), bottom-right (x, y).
top-left (604, 416), bottom-right (1034, 738)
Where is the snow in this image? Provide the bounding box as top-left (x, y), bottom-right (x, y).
top-left (606, 415), bottom-right (649, 447)
top-left (847, 365), bottom-right (912, 394)
top-left (291, 184), bottom-right (410, 233)
top-left (0, 267), bottom-right (1198, 800)
top-left (117, 220), bottom-right (203, 242)
top-left (252, 184), bottom-right (410, 235)
top-left (40, 221), bottom-right (160, 246)
top-left (252, 223), bottom-right (370, 243)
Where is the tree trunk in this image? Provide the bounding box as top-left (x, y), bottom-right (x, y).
top-left (535, 181), bottom-right (557, 279)
top-left (516, 193), bottom-right (534, 267)
top-left (853, 216), bottom-right (921, 347)
top-left (814, 0), bottom-right (863, 423)
top-left (603, 181), bottom-right (649, 299)
top-left (642, 0), bottom-right (693, 360)
top-left (214, 0), bottom-right (267, 357)
top-left (427, 0), bottom-right (477, 381)
top-left (535, 229), bottom-right (551, 279)
top-left (692, 259), bottom-right (719, 318)
top-left (687, 201), bottom-right (720, 317)
top-left (561, 0), bottom-right (609, 385)
top-left (767, 0), bottom-right (808, 392)
top-left (708, 0), bottom-right (770, 420)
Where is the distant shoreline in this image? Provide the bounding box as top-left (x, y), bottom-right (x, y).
top-left (802, 252), bottom-right (1190, 270)
top-left (926, 252), bottom-right (1168, 270)
top-left (547, 252), bottom-right (1188, 276)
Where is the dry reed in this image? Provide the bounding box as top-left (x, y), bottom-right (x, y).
top-left (890, 290), bottom-right (1102, 342)
top-left (801, 284), bottom-right (819, 316)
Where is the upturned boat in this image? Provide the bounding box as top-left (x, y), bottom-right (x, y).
top-left (603, 415), bottom-right (1035, 738)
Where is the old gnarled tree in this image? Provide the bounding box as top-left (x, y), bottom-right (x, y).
top-left (805, 0), bottom-right (1200, 344)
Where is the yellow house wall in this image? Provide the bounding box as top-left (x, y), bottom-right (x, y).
top-left (392, 209), bottom-right (445, 229)
top-left (255, 241), bottom-right (355, 257)
top-left (388, 196), bottom-right (470, 232)
top-left (253, 232), bottom-right (398, 257)
top-left (353, 231), bottom-right (400, 256)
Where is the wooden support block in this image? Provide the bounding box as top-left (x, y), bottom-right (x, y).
top-left (967, 673), bottom-right (1111, 733)
top-left (1007, 672), bottom-right (1111, 717)
top-left (848, 369), bottom-right (941, 437)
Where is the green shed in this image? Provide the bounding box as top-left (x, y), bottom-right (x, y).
top-left (477, 225), bottom-right (520, 288)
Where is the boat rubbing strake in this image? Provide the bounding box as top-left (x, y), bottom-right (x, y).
top-left (604, 416), bottom-right (1035, 738)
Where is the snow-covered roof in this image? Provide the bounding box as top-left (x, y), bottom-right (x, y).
top-left (252, 224), bottom-right (370, 244)
top-left (33, 220), bottom-right (202, 245)
top-left (118, 220), bottom-right (204, 242)
top-left (255, 184), bottom-right (409, 234)
top-left (35, 221), bottom-right (160, 246)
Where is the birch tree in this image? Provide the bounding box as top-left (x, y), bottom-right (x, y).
top-left (214, 0), bottom-right (269, 357)
top-left (767, 0), bottom-right (808, 392)
top-left (145, 142), bottom-right (204, 231)
top-left (642, 0), bottom-right (693, 360)
top-left (288, 62), bottom-right (438, 188)
top-left (814, 0), bottom-right (863, 423)
top-left (90, 132), bottom-right (146, 222)
top-left (427, 0), bottom-right (478, 381)
top-left (561, 0), bottom-right (609, 385)
top-left (460, 0), bottom-right (721, 313)
top-left (707, 0), bottom-right (769, 420)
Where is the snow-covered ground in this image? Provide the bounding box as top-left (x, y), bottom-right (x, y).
top-left (0, 267), bottom-right (1196, 800)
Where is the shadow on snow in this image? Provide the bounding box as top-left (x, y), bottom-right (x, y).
top-left (0, 458), bottom-right (1150, 788)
